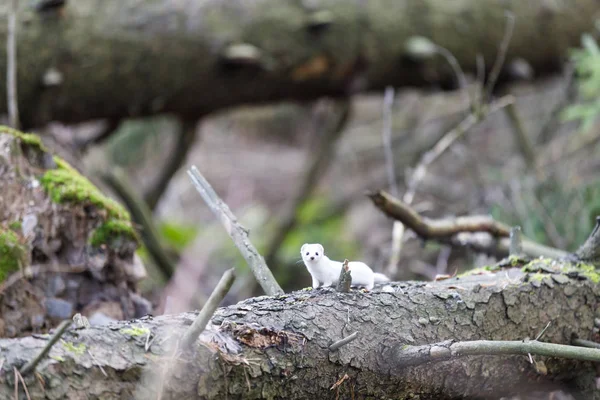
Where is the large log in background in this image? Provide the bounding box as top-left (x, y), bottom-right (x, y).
top-left (0, 0), bottom-right (598, 128)
top-left (1, 267), bottom-right (598, 399)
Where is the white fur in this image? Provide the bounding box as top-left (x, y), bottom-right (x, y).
top-left (300, 243), bottom-right (389, 291)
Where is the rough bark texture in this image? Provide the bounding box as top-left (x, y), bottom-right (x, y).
top-left (0, 0), bottom-right (598, 128)
top-left (1, 261), bottom-right (599, 399)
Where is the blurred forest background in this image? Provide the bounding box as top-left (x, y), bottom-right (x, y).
top-left (3, 1), bottom-right (600, 398)
top-left (0, 0), bottom-right (600, 326)
top-left (46, 28), bottom-right (600, 311)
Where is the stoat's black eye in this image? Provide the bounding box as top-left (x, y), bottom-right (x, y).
top-left (305, 252), bottom-right (309, 256)
top-left (315, 252), bottom-right (319, 256)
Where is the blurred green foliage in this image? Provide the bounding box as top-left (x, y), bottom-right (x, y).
top-left (491, 182), bottom-right (600, 252)
top-left (561, 34), bottom-right (600, 132)
top-left (280, 197), bottom-right (359, 262)
top-left (158, 222), bottom-right (199, 252)
top-left (106, 117), bottom-right (176, 166)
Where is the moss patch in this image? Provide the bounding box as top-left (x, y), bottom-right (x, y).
top-left (457, 264), bottom-right (498, 278)
top-left (40, 156), bottom-right (137, 247)
top-left (0, 125), bottom-right (46, 151)
top-left (120, 325), bottom-right (150, 337)
top-left (2, 125), bottom-right (138, 248)
top-left (0, 228), bottom-right (26, 281)
top-left (91, 220), bottom-right (138, 248)
top-left (8, 221), bottom-right (22, 232)
top-left (61, 341), bottom-right (86, 355)
top-left (575, 263), bottom-right (600, 283)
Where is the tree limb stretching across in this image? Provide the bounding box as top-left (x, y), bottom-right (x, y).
top-left (368, 190), bottom-right (569, 259)
top-left (0, 0), bottom-right (598, 128)
top-left (1, 267), bottom-right (600, 399)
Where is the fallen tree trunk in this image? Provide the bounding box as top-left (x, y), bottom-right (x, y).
top-left (1, 261), bottom-right (599, 399)
top-left (0, 0), bottom-right (598, 128)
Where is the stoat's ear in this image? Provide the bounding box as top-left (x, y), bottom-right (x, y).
top-left (318, 244), bottom-right (324, 254)
top-left (301, 243), bottom-right (308, 253)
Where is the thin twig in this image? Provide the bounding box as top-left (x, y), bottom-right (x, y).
top-left (329, 331), bottom-right (358, 352)
top-left (484, 11), bottom-right (515, 101)
top-left (504, 102), bottom-right (542, 179)
top-left (434, 45), bottom-right (471, 109)
top-left (394, 339), bottom-right (600, 368)
top-left (20, 320), bottom-right (71, 376)
top-left (382, 87), bottom-right (398, 197)
top-left (7, 0), bottom-right (20, 129)
top-left (574, 216), bottom-right (600, 266)
top-left (404, 95), bottom-right (514, 205)
top-left (14, 368), bottom-right (31, 400)
top-left (535, 321), bottom-right (552, 341)
top-left (380, 87), bottom-right (404, 276)
top-left (144, 118), bottom-right (198, 210)
top-left (180, 268), bottom-right (236, 349)
top-left (87, 349), bottom-right (108, 377)
top-left (187, 166), bottom-right (283, 295)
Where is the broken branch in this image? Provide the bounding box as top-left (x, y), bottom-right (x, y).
top-left (181, 268), bottom-right (236, 349)
top-left (187, 165), bottom-right (284, 296)
top-left (368, 190), bottom-right (568, 259)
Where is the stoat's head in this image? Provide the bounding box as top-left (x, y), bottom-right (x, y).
top-left (301, 243), bottom-right (324, 263)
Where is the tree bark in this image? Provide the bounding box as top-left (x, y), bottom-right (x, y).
top-left (0, 0), bottom-right (598, 128)
top-left (1, 265), bottom-right (599, 399)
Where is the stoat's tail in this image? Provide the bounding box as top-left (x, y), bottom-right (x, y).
top-left (373, 273), bottom-right (390, 283)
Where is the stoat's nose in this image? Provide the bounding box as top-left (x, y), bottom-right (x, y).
top-left (310, 256), bottom-right (315, 260)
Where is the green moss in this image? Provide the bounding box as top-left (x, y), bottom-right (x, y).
top-left (0, 125), bottom-right (46, 151)
top-left (3, 126), bottom-right (138, 249)
top-left (457, 265), bottom-right (498, 278)
top-left (120, 325), bottom-right (150, 337)
top-left (90, 220), bottom-right (138, 248)
top-left (0, 228), bottom-right (26, 281)
top-left (61, 341), bottom-right (86, 355)
top-left (40, 156), bottom-right (137, 247)
top-left (8, 221), bottom-right (21, 232)
top-left (576, 263), bottom-right (600, 283)
top-left (527, 272), bottom-right (547, 282)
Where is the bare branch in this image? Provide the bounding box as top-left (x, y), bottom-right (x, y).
top-left (370, 190), bottom-right (512, 239)
top-left (504, 102), bottom-right (542, 179)
top-left (434, 45), bottom-right (471, 109)
top-left (7, 0), bottom-right (20, 129)
top-left (187, 165), bottom-right (284, 296)
top-left (181, 268), bottom-right (236, 349)
top-left (574, 216), bottom-right (600, 267)
top-left (380, 86), bottom-right (404, 276)
top-left (144, 119), bottom-right (199, 211)
top-left (19, 320), bottom-right (71, 376)
top-left (484, 11), bottom-right (516, 100)
top-left (572, 338), bottom-right (600, 349)
top-left (329, 331), bottom-right (358, 352)
top-left (394, 339), bottom-right (600, 368)
top-left (404, 95), bottom-right (514, 205)
top-left (368, 190), bottom-right (569, 259)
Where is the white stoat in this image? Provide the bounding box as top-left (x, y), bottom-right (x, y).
top-left (300, 243), bottom-right (390, 291)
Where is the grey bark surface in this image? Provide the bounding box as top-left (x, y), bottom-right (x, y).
top-left (1, 266), bottom-right (599, 399)
top-left (0, 0), bottom-right (598, 128)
